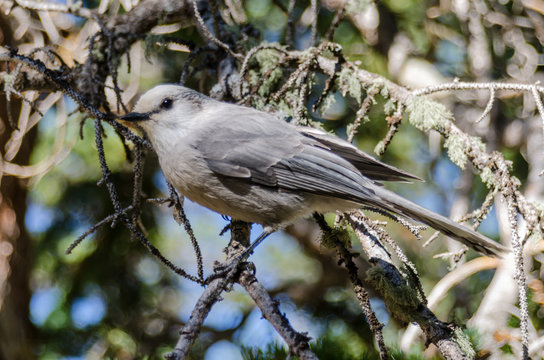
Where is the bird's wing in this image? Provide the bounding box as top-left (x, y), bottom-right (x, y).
top-left (297, 127), bottom-right (423, 182)
top-left (193, 106), bottom-right (377, 200)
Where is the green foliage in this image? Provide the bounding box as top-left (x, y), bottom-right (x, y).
top-left (242, 331), bottom-right (437, 360)
top-left (241, 343), bottom-right (288, 360)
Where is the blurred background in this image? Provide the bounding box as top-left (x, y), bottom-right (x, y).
top-left (1, 0), bottom-right (544, 359)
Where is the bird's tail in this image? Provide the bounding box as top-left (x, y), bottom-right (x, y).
top-left (369, 186), bottom-right (508, 257)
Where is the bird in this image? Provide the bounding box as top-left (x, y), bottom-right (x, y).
top-left (120, 84), bottom-right (507, 257)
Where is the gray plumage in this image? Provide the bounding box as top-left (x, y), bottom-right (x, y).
top-left (121, 84), bottom-right (507, 256)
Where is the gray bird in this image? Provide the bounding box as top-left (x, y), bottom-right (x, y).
top-left (121, 84), bottom-right (507, 256)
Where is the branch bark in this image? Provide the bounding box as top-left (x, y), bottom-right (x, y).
top-left (238, 270), bottom-right (318, 360)
top-left (329, 213), bottom-right (476, 359)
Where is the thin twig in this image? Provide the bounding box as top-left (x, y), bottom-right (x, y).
top-left (295, 76), bottom-right (309, 124)
top-left (241, 55), bottom-right (291, 105)
top-left (66, 206), bottom-right (134, 254)
top-left (374, 103), bottom-right (404, 155)
top-left (92, 15), bottom-right (128, 113)
top-left (312, 54), bottom-right (344, 112)
top-left (361, 206), bottom-right (425, 241)
top-left (130, 143), bottom-right (145, 236)
top-left (412, 80), bottom-right (544, 97)
top-left (325, 5), bottom-right (345, 40)
top-left (238, 270), bottom-right (318, 359)
top-left (348, 211), bottom-right (427, 304)
top-left (457, 186), bottom-right (499, 228)
top-left (168, 183), bottom-right (204, 282)
top-left (208, 0), bottom-right (221, 40)
top-left (310, 0), bottom-right (319, 46)
top-left (271, 47), bottom-right (321, 102)
top-left (506, 193), bottom-right (530, 359)
top-left (347, 85), bottom-right (381, 142)
top-left (341, 213), bottom-right (472, 359)
top-left (179, 46), bottom-right (213, 85)
top-left (190, 0), bottom-right (243, 60)
top-left (476, 87), bottom-right (495, 123)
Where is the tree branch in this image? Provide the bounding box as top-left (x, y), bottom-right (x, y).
top-left (238, 270), bottom-right (318, 360)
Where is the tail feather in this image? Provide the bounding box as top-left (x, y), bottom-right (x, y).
top-left (370, 187), bottom-right (508, 257)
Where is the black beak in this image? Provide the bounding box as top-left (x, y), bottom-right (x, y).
top-left (120, 112), bottom-right (150, 122)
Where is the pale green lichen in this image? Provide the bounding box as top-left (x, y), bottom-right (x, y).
top-left (479, 167), bottom-right (498, 189)
top-left (91, 47), bottom-right (106, 62)
top-left (318, 92), bottom-right (337, 115)
top-left (383, 99), bottom-right (396, 116)
top-left (379, 83), bottom-right (389, 98)
top-left (254, 48), bottom-right (282, 70)
top-left (250, 97), bottom-right (267, 112)
top-left (406, 96), bottom-right (451, 133)
top-left (346, 122), bottom-right (355, 136)
top-left (3, 74), bottom-right (13, 91)
top-left (336, 68), bottom-right (363, 103)
top-left (531, 200), bottom-right (544, 215)
top-left (471, 136), bottom-right (486, 152)
top-left (367, 80), bottom-right (384, 95)
top-left (247, 49), bottom-right (285, 97)
top-left (444, 134), bottom-right (467, 169)
top-left (374, 141), bottom-right (386, 155)
top-left (454, 327), bottom-right (477, 359)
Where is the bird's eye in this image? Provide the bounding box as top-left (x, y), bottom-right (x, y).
top-left (160, 98), bottom-right (173, 110)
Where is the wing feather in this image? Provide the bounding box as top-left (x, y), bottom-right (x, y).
top-left (297, 127), bottom-right (422, 182)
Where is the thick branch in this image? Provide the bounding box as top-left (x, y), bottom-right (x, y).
top-left (341, 214), bottom-right (475, 360)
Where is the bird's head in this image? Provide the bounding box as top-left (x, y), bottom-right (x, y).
top-left (121, 84), bottom-right (206, 144)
